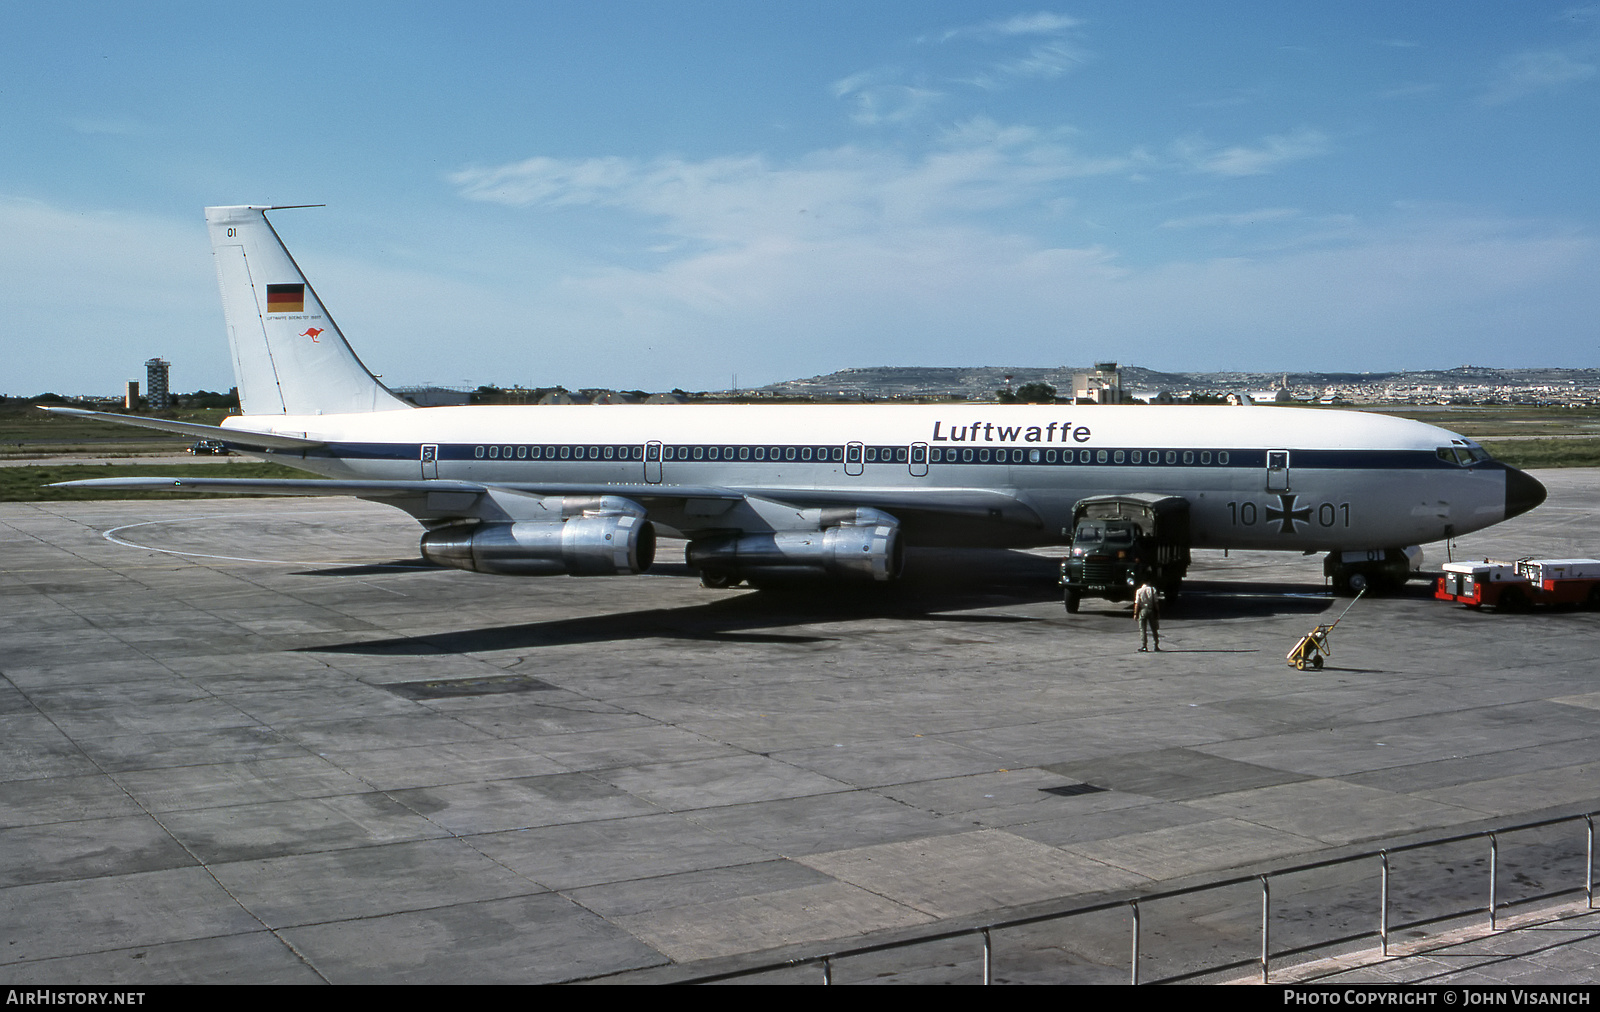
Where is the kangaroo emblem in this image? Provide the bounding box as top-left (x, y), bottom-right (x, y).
top-left (300, 327), bottom-right (324, 343)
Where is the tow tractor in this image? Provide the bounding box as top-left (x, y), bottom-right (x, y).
top-left (1436, 558), bottom-right (1600, 611)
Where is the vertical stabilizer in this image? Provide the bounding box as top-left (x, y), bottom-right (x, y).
top-left (205, 205), bottom-right (410, 415)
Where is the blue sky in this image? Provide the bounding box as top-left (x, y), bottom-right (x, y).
top-left (3, 2), bottom-right (1598, 396)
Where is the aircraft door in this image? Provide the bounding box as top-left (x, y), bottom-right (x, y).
top-left (909, 442), bottom-right (928, 477)
top-left (420, 444), bottom-right (438, 479)
top-left (845, 442), bottom-right (864, 476)
top-left (645, 441), bottom-right (662, 483)
top-left (1266, 449), bottom-right (1290, 492)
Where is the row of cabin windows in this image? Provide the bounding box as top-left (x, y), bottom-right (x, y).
top-left (475, 444), bottom-right (643, 461)
top-left (470, 444), bottom-right (1232, 466)
top-left (931, 447), bottom-right (1231, 465)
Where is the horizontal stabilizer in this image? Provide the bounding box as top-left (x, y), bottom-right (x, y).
top-left (38, 407), bottom-right (325, 451)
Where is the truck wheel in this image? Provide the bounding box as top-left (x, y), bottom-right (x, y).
top-left (1065, 590), bottom-right (1080, 614)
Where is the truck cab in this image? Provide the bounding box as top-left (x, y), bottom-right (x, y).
top-left (1060, 494), bottom-right (1191, 614)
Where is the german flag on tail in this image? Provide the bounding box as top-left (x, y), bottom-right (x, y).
top-left (266, 283), bottom-right (304, 313)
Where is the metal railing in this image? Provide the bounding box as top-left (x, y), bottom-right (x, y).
top-left (679, 810), bottom-right (1598, 985)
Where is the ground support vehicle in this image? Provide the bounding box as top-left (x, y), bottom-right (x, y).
top-left (1436, 558), bottom-right (1600, 611)
top-left (1060, 493), bottom-right (1191, 614)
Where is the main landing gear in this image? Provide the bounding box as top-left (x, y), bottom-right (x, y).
top-left (1324, 547), bottom-right (1421, 596)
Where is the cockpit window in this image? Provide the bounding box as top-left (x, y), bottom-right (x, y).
top-left (1437, 443), bottom-right (1493, 466)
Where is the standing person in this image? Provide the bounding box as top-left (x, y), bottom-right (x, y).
top-left (1134, 580), bottom-right (1161, 652)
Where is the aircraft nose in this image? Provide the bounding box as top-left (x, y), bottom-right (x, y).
top-left (1505, 466), bottom-right (1547, 520)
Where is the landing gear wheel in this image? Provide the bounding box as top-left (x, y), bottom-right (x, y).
top-left (1346, 572), bottom-right (1369, 594)
top-left (1064, 590), bottom-right (1080, 614)
top-left (699, 570), bottom-right (739, 589)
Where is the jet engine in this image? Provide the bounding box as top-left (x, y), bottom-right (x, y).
top-left (687, 515), bottom-right (901, 584)
top-left (421, 498), bottom-right (655, 576)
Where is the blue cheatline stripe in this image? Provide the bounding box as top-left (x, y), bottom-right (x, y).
top-left (278, 441), bottom-right (1495, 472)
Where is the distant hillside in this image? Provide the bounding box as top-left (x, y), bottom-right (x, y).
top-left (747, 364), bottom-right (1600, 401)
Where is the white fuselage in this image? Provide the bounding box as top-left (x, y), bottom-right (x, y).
top-left (224, 402), bottom-right (1514, 551)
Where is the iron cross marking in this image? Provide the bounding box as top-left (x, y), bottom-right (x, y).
top-left (1266, 493), bottom-right (1313, 534)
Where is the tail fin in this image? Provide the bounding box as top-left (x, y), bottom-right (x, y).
top-left (205, 205), bottom-right (410, 415)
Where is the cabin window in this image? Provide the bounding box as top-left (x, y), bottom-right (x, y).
top-left (489, 445), bottom-right (500, 459)
top-left (785, 447), bottom-right (796, 461)
top-left (865, 447), bottom-right (877, 462)
top-left (691, 446), bottom-right (703, 460)
top-left (979, 448), bottom-right (991, 462)
top-left (739, 446), bottom-right (749, 460)
top-left (559, 445), bottom-right (571, 459)
top-left (963, 448), bottom-right (974, 462)
top-left (1200, 450), bottom-right (1211, 464)
top-left (1029, 449), bottom-right (1040, 463)
top-left (601, 446), bottom-right (612, 460)
top-left (1045, 449), bottom-right (1056, 463)
top-left (1097, 450), bottom-right (1108, 463)
top-left (545, 446), bottom-right (556, 458)
top-left (1113, 450), bottom-right (1125, 464)
top-left (474, 446), bottom-right (485, 458)
top-left (1165, 450), bottom-right (1177, 464)
top-left (1218, 451), bottom-right (1230, 465)
top-left (1183, 451), bottom-right (1194, 465)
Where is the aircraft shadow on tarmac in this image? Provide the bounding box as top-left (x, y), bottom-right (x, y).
top-left (299, 548), bottom-right (1347, 656)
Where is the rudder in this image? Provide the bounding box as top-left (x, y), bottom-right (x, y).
top-left (205, 205), bottom-right (410, 416)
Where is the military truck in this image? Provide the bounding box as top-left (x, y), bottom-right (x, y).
top-left (1060, 494), bottom-right (1191, 614)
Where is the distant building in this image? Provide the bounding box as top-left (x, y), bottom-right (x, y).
top-left (393, 386), bottom-right (472, 407)
top-left (124, 380), bottom-right (139, 410)
top-left (144, 358), bottom-right (170, 410)
top-left (1072, 362), bottom-right (1124, 404)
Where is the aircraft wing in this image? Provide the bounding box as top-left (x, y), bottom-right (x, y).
top-left (37, 406), bottom-right (325, 451)
top-left (47, 476), bottom-right (490, 497)
top-left (46, 476), bottom-right (1040, 532)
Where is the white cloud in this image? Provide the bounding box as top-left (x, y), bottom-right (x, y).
top-left (934, 12), bottom-right (1083, 43)
top-left (1160, 208), bottom-right (1301, 229)
top-left (1481, 48), bottom-right (1597, 104)
top-left (453, 121), bottom-right (1136, 248)
top-left (446, 137), bottom-right (1598, 385)
top-left (1174, 129), bottom-right (1331, 177)
top-left (832, 72), bottom-right (942, 125)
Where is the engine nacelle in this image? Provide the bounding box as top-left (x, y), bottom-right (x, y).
top-left (686, 523), bottom-right (901, 582)
top-left (421, 515), bottom-right (656, 576)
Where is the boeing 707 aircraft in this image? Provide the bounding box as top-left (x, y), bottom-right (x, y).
top-left (50, 205), bottom-right (1547, 596)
